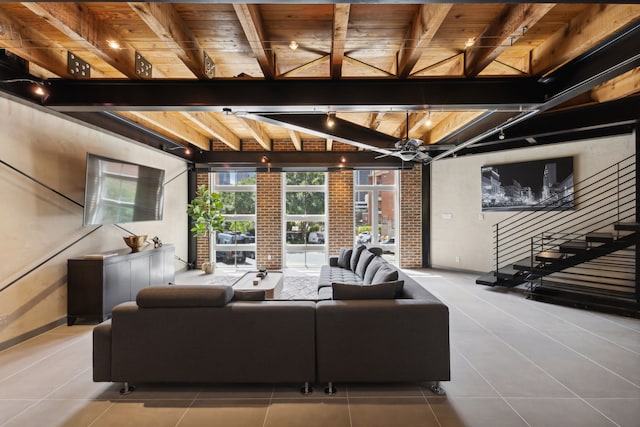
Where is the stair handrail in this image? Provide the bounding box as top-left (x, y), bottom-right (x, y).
top-left (492, 154), bottom-right (636, 273)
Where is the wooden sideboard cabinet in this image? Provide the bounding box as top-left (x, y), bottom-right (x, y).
top-left (67, 245), bottom-right (175, 325)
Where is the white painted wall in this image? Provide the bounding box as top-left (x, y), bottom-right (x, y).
top-left (430, 134), bottom-right (635, 272)
top-left (0, 95), bottom-right (189, 346)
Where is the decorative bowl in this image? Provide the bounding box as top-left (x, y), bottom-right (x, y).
top-left (123, 235), bottom-right (148, 252)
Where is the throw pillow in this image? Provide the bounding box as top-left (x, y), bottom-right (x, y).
top-left (371, 266), bottom-right (399, 284)
top-left (233, 289), bottom-right (266, 301)
top-left (355, 249), bottom-right (376, 279)
top-left (349, 244), bottom-right (366, 271)
top-left (362, 257), bottom-right (385, 284)
top-left (337, 248), bottom-right (353, 269)
top-left (332, 280), bottom-right (404, 300)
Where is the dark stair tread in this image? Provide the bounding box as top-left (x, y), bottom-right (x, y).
top-left (614, 222), bottom-right (640, 231)
top-left (496, 265), bottom-right (522, 279)
top-left (559, 240), bottom-right (587, 253)
top-left (476, 272), bottom-right (499, 286)
top-left (535, 250), bottom-right (565, 261)
top-left (530, 282), bottom-right (640, 313)
top-left (586, 232), bottom-right (614, 243)
top-left (513, 257), bottom-right (535, 270)
top-left (534, 280), bottom-right (636, 299)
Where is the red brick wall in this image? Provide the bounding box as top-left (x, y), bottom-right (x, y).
top-left (256, 171), bottom-right (282, 269)
top-left (193, 160), bottom-right (425, 270)
top-left (328, 169), bottom-right (354, 256)
top-left (399, 164), bottom-right (422, 268)
top-left (195, 172), bottom-right (210, 270)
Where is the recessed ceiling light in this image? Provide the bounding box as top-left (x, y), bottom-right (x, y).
top-left (107, 40), bottom-right (120, 49)
top-left (289, 40), bottom-right (299, 50)
top-left (465, 38), bottom-right (476, 48)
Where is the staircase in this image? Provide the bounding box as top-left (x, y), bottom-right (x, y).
top-left (476, 154), bottom-right (639, 316)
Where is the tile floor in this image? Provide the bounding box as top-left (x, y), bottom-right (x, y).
top-left (1, 269), bottom-right (639, 427)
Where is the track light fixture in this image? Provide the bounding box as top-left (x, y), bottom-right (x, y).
top-left (261, 155), bottom-right (270, 163)
top-left (498, 129), bottom-right (505, 140)
top-left (425, 111), bottom-right (432, 128)
top-left (326, 113), bottom-right (336, 128)
top-left (0, 78), bottom-right (48, 97)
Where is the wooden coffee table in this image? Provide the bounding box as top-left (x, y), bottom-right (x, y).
top-left (232, 271), bottom-right (284, 299)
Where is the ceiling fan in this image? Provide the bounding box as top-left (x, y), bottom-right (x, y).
top-left (375, 112), bottom-right (432, 163)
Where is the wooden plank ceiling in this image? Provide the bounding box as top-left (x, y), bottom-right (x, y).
top-left (0, 2), bottom-right (639, 158)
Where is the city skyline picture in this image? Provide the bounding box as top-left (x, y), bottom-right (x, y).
top-left (481, 156), bottom-right (574, 211)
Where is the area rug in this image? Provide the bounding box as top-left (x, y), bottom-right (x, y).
top-left (179, 273), bottom-right (319, 300)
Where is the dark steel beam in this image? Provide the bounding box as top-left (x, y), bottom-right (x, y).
top-left (193, 150), bottom-right (411, 171)
top-left (249, 113), bottom-right (398, 150)
top-left (541, 20), bottom-right (640, 112)
top-left (41, 77), bottom-right (545, 113)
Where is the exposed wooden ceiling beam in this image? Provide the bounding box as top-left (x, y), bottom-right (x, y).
top-left (180, 112), bottom-right (240, 150)
top-left (330, 4), bottom-right (350, 79)
top-left (326, 138), bottom-right (333, 151)
top-left (591, 67), bottom-right (640, 104)
top-left (233, 4), bottom-right (274, 79)
top-left (120, 111), bottom-right (210, 150)
top-left (288, 129), bottom-right (302, 151)
top-left (236, 116), bottom-right (271, 150)
top-left (279, 54), bottom-right (329, 78)
top-left (129, 2), bottom-right (209, 79)
top-left (531, 4), bottom-right (640, 75)
top-left (427, 111), bottom-right (487, 144)
top-left (0, 8), bottom-right (70, 78)
top-left (398, 4), bottom-right (452, 78)
top-left (465, 3), bottom-right (554, 78)
top-left (21, 2), bottom-right (138, 78)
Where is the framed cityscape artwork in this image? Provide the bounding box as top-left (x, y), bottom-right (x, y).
top-left (481, 157), bottom-right (574, 211)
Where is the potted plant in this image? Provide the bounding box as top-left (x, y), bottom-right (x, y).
top-left (186, 185), bottom-right (225, 273)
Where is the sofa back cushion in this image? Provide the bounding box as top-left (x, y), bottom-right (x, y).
top-left (337, 247), bottom-right (353, 269)
top-left (136, 285), bottom-right (233, 308)
top-left (355, 249), bottom-right (376, 278)
top-left (371, 266), bottom-right (399, 284)
top-left (350, 244), bottom-right (366, 271)
top-left (363, 257), bottom-right (385, 284)
top-left (332, 280), bottom-right (404, 300)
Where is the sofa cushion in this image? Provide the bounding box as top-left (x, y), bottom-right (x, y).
top-left (332, 280), bottom-right (404, 300)
top-left (371, 266), bottom-right (399, 284)
top-left (350, 244), bottom-right (366, 271)
top-left (355, 249), bottom-right (376, 278)
top-left (337, 248), bottom-right (353, 269)
top-left (136, 285), bottom-right (233, 308)
top-left (233, 289), bottom-right (266, 301)
top-left (363, 257), bottom-right (385, 284)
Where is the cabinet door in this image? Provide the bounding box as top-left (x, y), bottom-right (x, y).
top-left (104, 262), bottom-right (131, 312)
top-left (149, 250), bottom-right (164, 285)
top-left (130, 256), bottom-right (151, 299)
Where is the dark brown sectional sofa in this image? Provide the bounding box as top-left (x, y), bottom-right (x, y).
top-left (93, 245), bottom-right (450, 395)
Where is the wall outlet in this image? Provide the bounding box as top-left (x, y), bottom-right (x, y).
top-left (455, 256), bottom-right (461, 263)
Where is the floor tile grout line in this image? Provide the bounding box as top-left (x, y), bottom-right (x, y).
top-left (260, 384), bottom-right (275, 427)
top-left (444, 300), bottom-right (621, 427)
top-left (418, 384), bottom-right (444, 427)
top-left (174, 389), bottom-right (200, 427)
top-left (426, 279), bottom-right (624, 427)
top-left (0, 365), bottom-right (93, 427)
top-left (499, 289), bottom-right (640, 357)
top-left (0, 334), bottom-right (89, 384)
top-left (451, 344), bottom-right (532, 427)
top-left (416, 273), bottom-right (640, 390)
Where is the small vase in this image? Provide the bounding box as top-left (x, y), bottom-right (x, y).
top-left (202, 261), bottom-right (214, 274)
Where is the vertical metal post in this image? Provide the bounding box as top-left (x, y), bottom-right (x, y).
top-left (634, 124), bottom-right (639, 302)
top-left (495, 224), bottom-right (499, 275)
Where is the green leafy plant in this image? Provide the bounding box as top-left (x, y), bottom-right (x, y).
top-left (186, 185), bottom-right (225, 238)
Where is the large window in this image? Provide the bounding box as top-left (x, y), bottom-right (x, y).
top-left (211, 172), bottom-right (256, 269)
top-left (284, 172), bottom-right (327, 267)
top-left (354, 170), bottom-right (398, 263)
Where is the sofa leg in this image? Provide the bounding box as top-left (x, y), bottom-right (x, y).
top-left (120, 382), bottom-right (136, 395)
top-left (324, 382), bottom-right (337, 395)
top-left (428, 381), bottom-right (445, 395)
top-left (300, 382), bottom-right (313, 395)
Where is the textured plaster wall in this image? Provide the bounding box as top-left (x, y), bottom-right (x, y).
top-left (430, 134), bottom-right (635, 272)
top-left (0, 95), bottom-right (188, 348)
